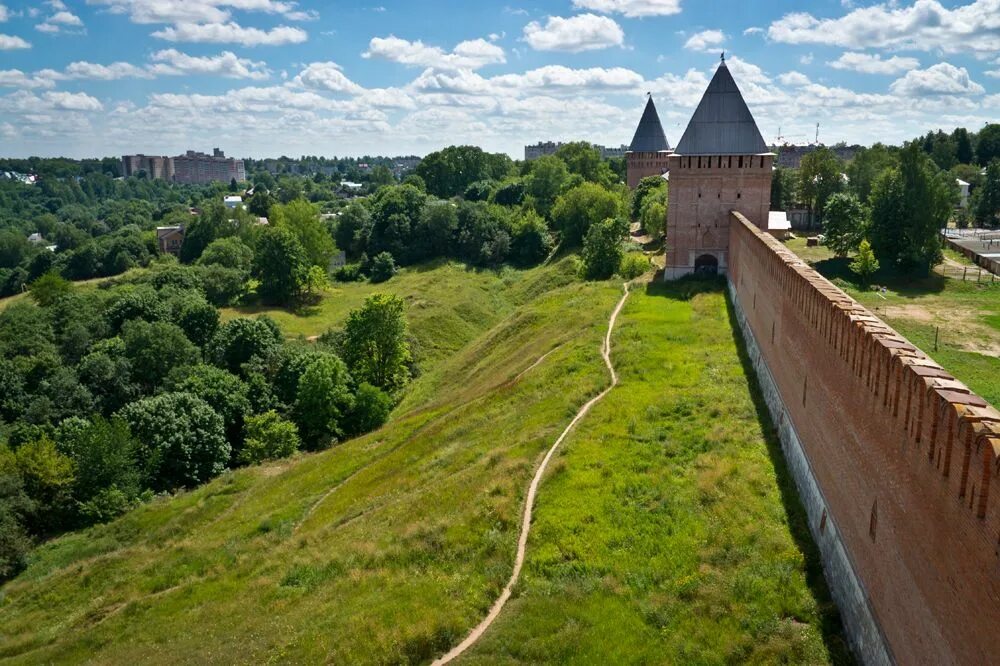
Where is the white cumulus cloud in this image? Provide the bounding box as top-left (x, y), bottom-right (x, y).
top-left (570, 0), bottom-right (682, 17)
top-left (64, 61), bottom-right (151, 79)
top-left (523, 13), bottom-right (624, 52)
top-left (828, 52), bottom-right (919, 75)
top-left (363, 36), bottom-right (505, 70)
top-left (0, 69), bottom-right (56, 88)
top-left (767, 0), bottom-right (1000, 58)
top-left (492, 65), bottom-right (643, 91)
top-left (36, 8), bottom-right (84, 33)
top-left (87, 0), bottom-right (316, 24)
top-left (292, 62), bottom-right (365, 94)
top-left (151, 21), bottom-right (307, 46)
top-left (45, 90), bottom-right (103, 111)
top-left (683, 29), bottom-right (725, 52)
top-left (0, 33), bottom-right (29, 48)
top-left (149, 49), bottom-right (270, 79)
top-left (889, 62), bottom-right (985, 96)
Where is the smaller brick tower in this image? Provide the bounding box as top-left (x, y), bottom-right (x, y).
top-left (664, 58), bottom-right (773, 279)
top-left (625, 96), bottom-right (671, 188)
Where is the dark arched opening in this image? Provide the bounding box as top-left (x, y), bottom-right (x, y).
top-left (694, 253), bottom-right (719, 275)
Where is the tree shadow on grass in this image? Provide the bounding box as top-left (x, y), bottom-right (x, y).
top-left (810, 257), bottom-right (947, 299)
top-left (723, 292), bottom-right (856, 665)
top-left (643, 273), bottom-right (726, 300)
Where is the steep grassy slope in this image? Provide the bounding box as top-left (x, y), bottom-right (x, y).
top-left (461, 279), bottom-right (848, 664)
top-left (0, 267), bottom-right (847, 664)
top-left (222, 260), bottom-right (568, 369)
top-left (0, 260), bottom-right (623, 663)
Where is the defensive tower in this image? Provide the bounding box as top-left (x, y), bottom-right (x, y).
top-left (625, 96), bottom-right (671, 188)
top-left (664, 58), bottom-right (773, 279)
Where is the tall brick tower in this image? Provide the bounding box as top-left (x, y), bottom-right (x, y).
top-left (625, 96), bottom-right (671, 188)
top-left (664, 58), bottom-right (773, 279)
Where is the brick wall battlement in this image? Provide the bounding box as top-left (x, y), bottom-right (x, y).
top-left (728, 211), bottom-right (999, 664)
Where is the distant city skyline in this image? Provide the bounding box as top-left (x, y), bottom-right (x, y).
top-left (0, 0), bottom-right (998, 159)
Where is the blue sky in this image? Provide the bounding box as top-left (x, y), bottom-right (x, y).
top-left (0, 0), bottom-right (997, 158)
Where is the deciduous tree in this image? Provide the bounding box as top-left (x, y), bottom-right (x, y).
top-left (294, 354), bottom-right (353, 448)
top-left (340, 294), bottom-right (410, 391)
top-left (252, 225), bottom-right (307, 305)
top-left (239, 410), bottom-right (300, 464)
top-left (118, 392), bottom-right (229, 490)
top-left (551, 182), bottom-right (621, 246)
top-left (822, 192), bottom-right (868, 256)
top-left (581, 217), bottom-right (628, 280)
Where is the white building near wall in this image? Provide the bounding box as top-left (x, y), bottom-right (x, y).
top-left (957, 179), bottom-right (970, 208)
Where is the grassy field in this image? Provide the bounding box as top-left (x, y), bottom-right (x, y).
top-left (782, 237), bottom-right (1000, 405)
top-left (461, 279), bottom-right (848, 664)
top-left (0, 261), bottom-right (847, 663)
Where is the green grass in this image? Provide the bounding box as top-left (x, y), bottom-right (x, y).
top-left (0, 265), bottom-right (846, 663)
top-left (222, 259), bottom-right (578, 370)
top-left (0, 260), bottom-right (620, 663)
top-left (461, 279), bottom-right (848, 664)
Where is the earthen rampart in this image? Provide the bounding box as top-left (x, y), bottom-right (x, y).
top-left (728, 211), bottom-right (1000, 664)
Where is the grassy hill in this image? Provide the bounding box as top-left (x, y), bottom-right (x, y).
top-left (0, 262), bottom-right (847, 663)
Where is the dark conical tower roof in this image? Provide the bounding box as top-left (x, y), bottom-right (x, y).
top-left (628, 96), bottom-right (670, 153)
top-left (674, 60), bottom-right (768, 155)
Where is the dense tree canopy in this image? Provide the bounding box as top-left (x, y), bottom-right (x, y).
top-left (414, 146), bottom-right (513, 198)
top-left (551, 182), bottom-right (622, 246)
top-left (869, 143), bottom-right (951, 274)
top-left (119, 392), bottom-right (230, 490)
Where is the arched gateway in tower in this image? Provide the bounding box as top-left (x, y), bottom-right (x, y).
top-left (664, 59), bottom-right (773, 280)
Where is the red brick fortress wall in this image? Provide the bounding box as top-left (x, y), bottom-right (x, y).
top-left (728, 212), bottom-right (1000, 664)
top-left (625, 150), bottom-right (670, 189)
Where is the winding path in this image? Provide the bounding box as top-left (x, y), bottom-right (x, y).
top-left (433, 282), bottom-right (631, 664)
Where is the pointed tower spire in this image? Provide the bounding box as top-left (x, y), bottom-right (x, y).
top-left (674, 60), bottom-right (767, 155)
top-left (628, 96), bottom-right (670, 153)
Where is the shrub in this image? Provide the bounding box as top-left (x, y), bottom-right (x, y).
top-left (618, 253), bottom-right (649, 279)
top-left (198, 237), bottom-right (254, 271)
top-left (165, 364), bottom-right (251, 447)
top-left (239, 411), bottom-right (300, 464)
top-left (104, 286), bottom-right (169, 333)
top-left (0, 471), bottom-right (34, 581)
top-left (78, 485), bottom-right (147, 524)
top-left (195, 265), bottom-right (248, 307)
top-left (121, 319), bottom-right (200, 388)
top-left (509, 210), bottom-right (554, 267)
top-left (492, 180), bottom-right (526, 206)
top-left (333, 263), bottom-right (364, 283)
top-left (581, 217), bottom-right (628, 280)
top-left (464, 179), bottom-right (496, 202)
top-left (344, 383), bottom-right (393, 436)
top-left (369, 252), bottom-right (397, 283)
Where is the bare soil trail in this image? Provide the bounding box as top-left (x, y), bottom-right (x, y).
top-left (433, 282), bottom-right (632, 664)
